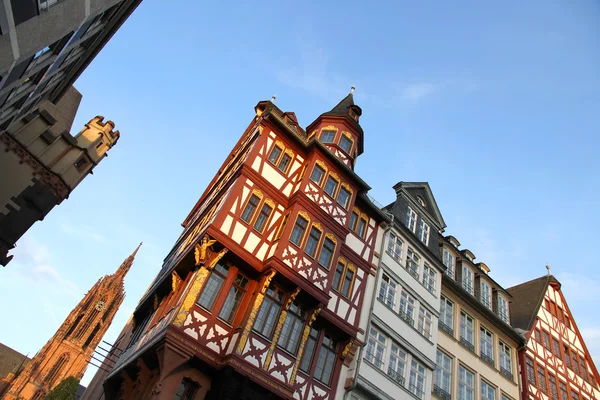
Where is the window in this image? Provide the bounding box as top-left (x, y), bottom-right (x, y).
top-left (333, 261), bottom-right (355, 298)
top-left (268, 145), bottom-right (282, 164)
top-left (318, 237), bottom-right (335, 268)
top-left (387, 232), bottom-right (403, 261)
top-left (253, 285), bottom-right (283, 338)
top-left (460, 311), bottom-right (475, 351)
top-left (357, 216), bottom-right (367, 238)
top-left (542, 331), bottom-right (551, 350)
top-left (174, 378), bottom-right (199, 400)
top-left (498, 296), bottom-right (509, 323)
top-left (349, 210), bottom-right (359, 231)
top-left (526, 357), bottom-right (536, 385)
top-left (480, 327), bottom-right (494, 365)
top-left (422, 264), bottom-right (436, 293)
top-left (277, 153), bottom-right (292, 173)
top-left (366, 327), bottom-right (386, 369)
top-left (480, 280), bottom-right (492, 309)
top-left (417, 219), bottom-right (430, 245)
top-left (379, 273), bottom-right (397, 308)
top-left (45, 353), bottom-right (69, 386)
top-left (197, 263), bottom-right (229, 310)
top-left (299, 327), bottom-right (318, 372)
top-left (339, 134), bottom-right (353, 153)
top-left (406, 207), bottom-right (417, 232)
top-left (443, 249), bottom-right (455, 279)
top-left (406, 249), bottom-right (419, 280)
top-left (275, 213), bottom-right (289, 241)
top-left (548, 374), bottom-right (559, 400)
top-left (388, 343), bottom-right (407, 385)
top-left (481, 381), bottom-right (496, 400)
top-left (440, 296), bottom-right (454, 333)
top-left (418, 306), bottom-right (432, 339)
top-left (74, 157), bottom-right (89, 172)
top-left (304, 226), bottom-right (322, 258)
top-left (458, 365), bottom-right (475, 400)
top-left (572, 392), bottom-right (579, 400)
top-left (565, 345), bottom-right (572, 368)
top-left (572, 353), bottom-right (580, 374)
top-left (310, 164), bottom-right (325, 185)
top-left (462, 266), bottom-right (474, 294)
top-left (499, 341), bottom-right (512, 377)
top-left (560, 382), bottom-right (569, 400)
top-left (290, 215), bottom-right (308, 246)
top-left (501, 395), bottom-right (512, 400)
top-left (277, 302), bottom-right (303, 354)
top-left (31, 390), bottom-right (46, 400)
top-left (399, 290), bottom-right (416, 324)
top-left (324, 176), bottom-right (339, 197)
top-left (340, 265), bottom-right (355, 298)
top-left (535, 329), bottom-right (541, 342)
top-left (553, 338), bottom-right (562, 359)
top-left (321, 130), bottom-right (336, 143)
top-left (435, 350), bottom-right (452, 396)
top-left (241, 194), bottom-right (260, 223)
top-left (538, 365), bottom-right (547, 393)
top-left (337, 186), bottom-right (351, 209)
top-left (218, 273), bottom-right (248, 323)
top-left (253, 203), bottom-right (273, 233)
top-left (580, 358), bottom-right (588, 381)
top-left (409, 359), bottom-right (426, 399)
top-left (314, 335), bottom-right (337, 385)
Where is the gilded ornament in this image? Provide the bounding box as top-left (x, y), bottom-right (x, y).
top-left (153, 293), bottom-right (159, 311)
top-left (251, 188), bottom-right (264, 199)
top-left (328, 171), bottom-right (340, 182)
top-left (341, 182), bottom-right (354, 195)
top-left (261, 270), bottom-right (277, 292)
top-left (321, 125), bottom-right (338, 133)
top-left (315, 159), bottom-right (328, 173)
top-left (264, 198), bottom-right (276, 209)
top-left (237, 292), bottom-right (266, 353)
top-left (194, 235), bottom-right (217, 266)
top-left (298, 210), bottom-right (310, 222)
top-left (325, 232), bottom-right (337, 245)
top-left (263, 309), bottom-right (288, 370)
top-left (206, 248), bottom-right (228, 271)
top-left (285, 287), bottom-right (301, 310)
top-left (342, 340), bottom-right (354, 358)
top-left (172, 268), bottom-right (210, 327)
top-left (171, 271), bottom-right (182, 292)
top-left (312, 222), bottom-right (323, 232)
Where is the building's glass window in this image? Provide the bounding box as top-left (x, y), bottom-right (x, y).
top-left (565, 345), bottom-right (572, 368)
top-left (318, 237), bottom-right (335, 268)
top-left (406, 249), bottom-right (420, 280)
top-left (340, 265), bottom-right (355, 298)
top-left (458, 365), bottom-right (475, 400)
top-left (460, 311), bottom-right (475, 351)
top-left (462, 266), bottom-right (474, 294)
top-left (498, 295), bottom-right (509, 323)
top-left (537, 365), bottom-right (547, 393)
top-left (339, 134), bottom-right (353, 153)
top-left (480, 326), bottom-right (494, 365)
top-left (310, 164), bottom-right (325, 185)
top-left (526, 357), bottom-right (536, 385)
top-left (357, 216), bottom-right (367, 238)
top-left (324, 176), bottom-right (339, 197)
top-left (417, 219), bottom-right (430, 245)
top-left (499, 341), bottom-right (512, 377)
top-left (480, 280), bottom-right (492, 309)
top-left (409, 359), bottom-right (426, 399)
top-left (501, 395), bottom-right (513, 400)
top-left (552, 338), bottom-right (562, 359)
top-left (299, 327), bottom-right (318, 372)
top-left (277, 153), bottom-right (292, 173)
top-left (241, 194), bottom-right (260, 223)
top-left (198, 263), bottom-right (229, 310)
top-left (387, 232), bottom-right (403, 261)
top-left (434, 350), bottom-right (452, 396)
top-left (275, 213), bottom-right (289, 241)
top-left (399, 290), bottom-right (416, 325)
top-left (173, 378), bottom-right (199, 400)
top-left (253, 203), bottom-right (273, 233)
top-left (406, 206), bottom-right (418, 232)
top-left (418, 306), bottom-right (432, 339)
top-left (304, 226), bottom-right (322, 258)
top-left (277, 302), bottom-right (303, 354)
top-left (268, 145), bottom-right (282, 164)
top-left (290, 215), bottom-right (308, 246)
top-left (548, 373), bottom-right (559, 400)
top-left (349, 210), bottom-right (359, 231)
top-left (314, 335), bottom-right (337, 385)
top-left (422, 264), bottom-right (436, 294)
top-left (560, 382), bottom-right (569, 400)
top-left (480, 381), bottom-right (496, 400)
top-left (388, 343), bottom-right (407, 385)
top-left (572, 392), bottom-right (579, 400)
top-left (379, 273), bottom-right (397, 308)
top-left (535, 329), bottom-right (541, 342)
top-left (580, 358), bottom-right (588, 381)
top-left (572, 352), bottom-right (580, 374)
top-left (321, 130), bottom-right (336, 143)
top-left (333, 262), bottom-right (345, 293)
top-left (440, 296), bottom-right (454, 332)
top-left (542, 331), bottom-right (551, 350)
top-left (253, 285), bottom-right (284, 338)
top-left (337, 187), bottom-right (351, 209)
top-left (218, 273), bottom-right (248, 323)
top-left (366, 327), bottom-right (386, 369)
top-left (443, 249), bottom-right (455, 279)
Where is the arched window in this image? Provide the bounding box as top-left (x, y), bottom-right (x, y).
top-left (63, 313), bottom-right (83, 340)
top-left (31, 389), bottom-right (46, 400)
top-left (45, 353), bottom-right (69, 386)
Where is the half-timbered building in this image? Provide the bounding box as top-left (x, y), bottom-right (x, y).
top-left (507, 274), bottom-right (600, 400)
top-left (101, 91), bottom-right (384, 400)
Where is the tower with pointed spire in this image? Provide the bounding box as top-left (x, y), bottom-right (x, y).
top-left (1, 244), bottom-right (141, 400)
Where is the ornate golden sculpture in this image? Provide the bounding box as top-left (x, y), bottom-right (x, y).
top-left (285, 287), bottom-right (301, 310)
top-left (172, 268), bottom-right (209, 327)
top-left (171, 271), bottom-right (182, 292)
top-left (206, 248), bottom-right (228, 271)
top-left (262, 270), bottom-right (277, 291)
top-left (342, 340), bottom-right (354, 358)
top-left (153, 293), bottom-right (159, 310)
top-left (194, 235), bottom-right (217, 266)
top-left (264, 287), bottom-right (301, 370)
top-left (290, 306), bottom-right (321, 384)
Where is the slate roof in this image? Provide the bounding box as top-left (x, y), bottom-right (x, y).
top-left (0, 342), bottom-right (29, 379)
top-left (318, 92), bottom-right (364, 154)
top-left (506, 275), bottom-right (560, 332)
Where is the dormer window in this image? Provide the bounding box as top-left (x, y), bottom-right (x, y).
top-left (339, 135), bottom-right (353, 154)
top-left (462, 265), bottom-right (474, 295)
top-left (321, 130), bottom-right (336, 143)
top-left (406, 207), bottom-right (417, 233)
top-left (480, 280), bottom-right (492, 309)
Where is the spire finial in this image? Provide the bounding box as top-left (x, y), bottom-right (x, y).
top-left (546, 264), bottom-right (551, 276)
top-left (270, 94), bottom-right (277, 103)
top-left (350, 85), bottom-right (355, 94)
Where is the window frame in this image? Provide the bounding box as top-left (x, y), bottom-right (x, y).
top-left (443, 248), bottom-right (455, 279)
top-left (417, 219), bottom-right (430, 245)
top-left (318, 236), bottom-right (336, 269)
top-left (268, 144), bottom-right (283, 165)
top-left (310, 164), bottom-right (326, 186)
top-left (462, 265), bottom-right (474, 295)
top-left (498, 295), bottom-right (510, 323)
top-left (241, 193), bottom-right (261, 224)
top-left (290, 214), bottom-right (309, 247)
top-left (366, 327), bottom-right (387, 370)
top-left (339, 134), bottom-right (353, 154)
top-left (324, 174), bottom-right (340, 198)
top-left (379, 273), bottom-right (398, 309)
top-left (277, 302), bottom-right (304, 354)
top-left (460, 311), bottom-right (475, 350)
top-left (480, 279), bottom-right (492, 309)
top-left (440, 295), bottom-right (454, 332)
top-left (253, 202), bottom-right (274, 233)
top-left (337, 186), bottom-right (352, 209)
top-left (422, 263), bottom-right (436, 294)
top-left (434, 349), bottom-right (453, 395)
top-left (314, 334), bottom-right (337, 385)
top-left (304, 225), bottom-right (323, 259)
top-left (458, 365), bottom-right (475, 400)
top-left (217, 271), bottom-right (249, 324)
top-left (197, 262), bottom-right (230, 311)
top-left (253, 285), bottom-right (285, 339)
top-left (480, 326), bottom-right (494, 365)
top-left (320, 130), bottom-right (336, 143)
top-left (406, 206), bottom-right (418, 232)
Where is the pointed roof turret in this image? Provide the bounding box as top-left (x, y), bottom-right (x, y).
top-left (114, 242), bottom-right (142, 279)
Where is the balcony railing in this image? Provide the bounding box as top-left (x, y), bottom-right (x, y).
top-left (406, 260), bottom-right (419, 280)
top-left (439, 321), bottom-right (454, 337)
top-left (387, 367), bottom-right (405, 386)
top-left (480, 353), bottom-right (494, 367)
top-left (444, 267), bottom-right (455, 280)
top-left (409, 383), bottom-right (425, 400)
top-left (417, 323), bottom-right (431, 340)
top-left (500, 367), bottom-right (513, 381)
top-left (462, 280), bottom-right (473, 294)
top-left (387, 248), bottom-right (402, 263)
top-left (399, 309), bottom-right (414, 326)
top-left (433, 385), bottom-right (451, 400)
top-left (459, 336), bottom-right (475, 353)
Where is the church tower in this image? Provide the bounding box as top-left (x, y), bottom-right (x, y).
top-left (2, 244), bottom-right (141, 400)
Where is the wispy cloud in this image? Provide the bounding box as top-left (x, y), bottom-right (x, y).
top-left (580, 327), bottom-right (600, 370)
top-left (398, 79), bottom-right (478, 103)
top-left (401, 83), bottom-right (437, 101)
top-left (33, 264), bottom-right (79, 298)
top-left (555, 272), bottom-right (600, 303)
top-left (60, 221), bottom-right (107, 243)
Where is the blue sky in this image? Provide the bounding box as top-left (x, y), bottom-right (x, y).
top-left (1, 0), bottom-right (599, 386)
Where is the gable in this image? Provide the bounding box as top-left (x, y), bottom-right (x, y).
top-left (392, 181), bottom-right (446, 229)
